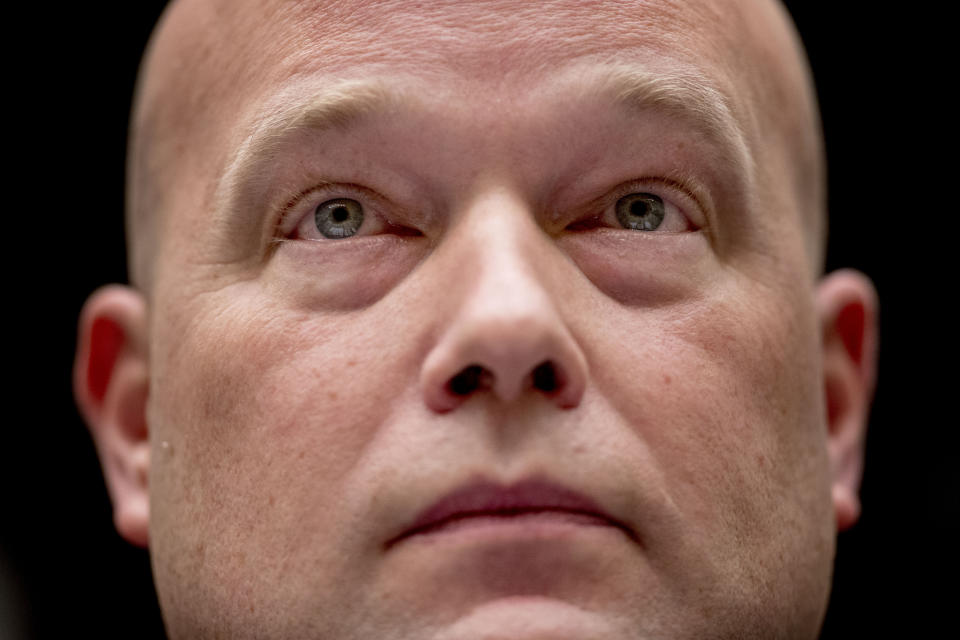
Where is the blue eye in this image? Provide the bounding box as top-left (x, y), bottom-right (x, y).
top-left (315, 198), bottom-right (364, 238)
top-left (615, 193), bottom-right (665, 231)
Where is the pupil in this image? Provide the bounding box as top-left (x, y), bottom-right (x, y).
top-left (630, 200), bottom-right (649, 217)
top-left (332, 206), bottom-right (349, 223)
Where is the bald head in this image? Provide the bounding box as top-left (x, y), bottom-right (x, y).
top-left (127, 0), bottom-right (824, 292)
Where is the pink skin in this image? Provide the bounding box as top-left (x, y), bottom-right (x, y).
top-left (72, 1), bottom-right (878, 639)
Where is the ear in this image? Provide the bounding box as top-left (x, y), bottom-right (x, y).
top-left (74, 285), bottom-right (150, 547)
top-left (816, 269), bottom-right (878, 532)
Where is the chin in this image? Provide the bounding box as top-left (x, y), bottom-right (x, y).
top-left (427, 596), bottom-right (628, 640)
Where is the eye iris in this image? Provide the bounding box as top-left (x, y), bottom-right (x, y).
top-left (615, 193), bottom-right (665, 231)
top-left (315, 198), bottom-right (364, 238)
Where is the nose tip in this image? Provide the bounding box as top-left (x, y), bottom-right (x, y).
top-left (420, 309), bottom-right (588, 413)
top-left (418, 188), bottom-right (588, 414)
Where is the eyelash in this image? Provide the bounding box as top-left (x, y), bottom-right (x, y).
top-left (619, 176), bottom-right (702, 211)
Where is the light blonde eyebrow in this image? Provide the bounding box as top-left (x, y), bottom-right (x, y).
top-left (253, 78), bottom-right (401, 143)
top-left (571, 62), bottom-right (754, 180)
top-left (216, 78), bottom-right (406, 205)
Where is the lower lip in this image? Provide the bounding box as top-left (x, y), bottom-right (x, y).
top-left (399, 510), bottom-right (623, 544)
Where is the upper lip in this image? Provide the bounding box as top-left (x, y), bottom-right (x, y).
top-left (385, 476), bottom-right (638, 547)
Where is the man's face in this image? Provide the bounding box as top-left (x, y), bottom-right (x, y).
top-left (136, 0), bottom-right (835, 637)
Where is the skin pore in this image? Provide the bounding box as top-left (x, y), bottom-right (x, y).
top-left (74, 1), bottom-right (877, 638)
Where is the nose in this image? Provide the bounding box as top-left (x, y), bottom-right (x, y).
top-left (419, 192), bottom-right (588, 413)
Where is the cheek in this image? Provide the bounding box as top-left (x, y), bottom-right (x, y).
top-left (582, 281), bottom-right (834, 630)
top-left (153, 302), bottom-right (382, 475)
top-left (146, 284), bottom-right (417, 624)
top-left (588, 281), bottom-right (830, 553)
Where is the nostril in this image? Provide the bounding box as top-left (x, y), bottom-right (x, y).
top-left (448, 364), bottom-right (486, 396)
top-left (532, 361), bottom-right (558, 392)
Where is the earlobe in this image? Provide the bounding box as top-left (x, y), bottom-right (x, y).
top-left (74, 285), bottom-right (150, 547)
top-left (817, 269), bottom-right (878, 532)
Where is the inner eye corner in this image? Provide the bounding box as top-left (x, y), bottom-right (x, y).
top-left (564, 216), bottom-right (602, 232)
top-left (392, 224), bottom-right (425, 238)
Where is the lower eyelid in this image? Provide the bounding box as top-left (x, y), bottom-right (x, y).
top-left (293, 212), bottom-right (381, 241)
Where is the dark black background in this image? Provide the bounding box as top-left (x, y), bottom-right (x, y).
top-left (4, 2), bottom-right (953, 638)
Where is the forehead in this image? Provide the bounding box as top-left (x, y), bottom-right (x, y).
top-left (145, 0), bottom-right (786, 143)
top-left (133, 0), bottom-right (820, 284)
top-left (164, 0), bottom-right (739, 76)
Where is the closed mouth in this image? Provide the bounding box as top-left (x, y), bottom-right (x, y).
top-left (385, 477), bottom-right (638, 548)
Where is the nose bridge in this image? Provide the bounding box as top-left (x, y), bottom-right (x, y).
top-left (420, 190), bottom-right (588, 413)
top-left (462, 193), bottom-right (553, 330)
